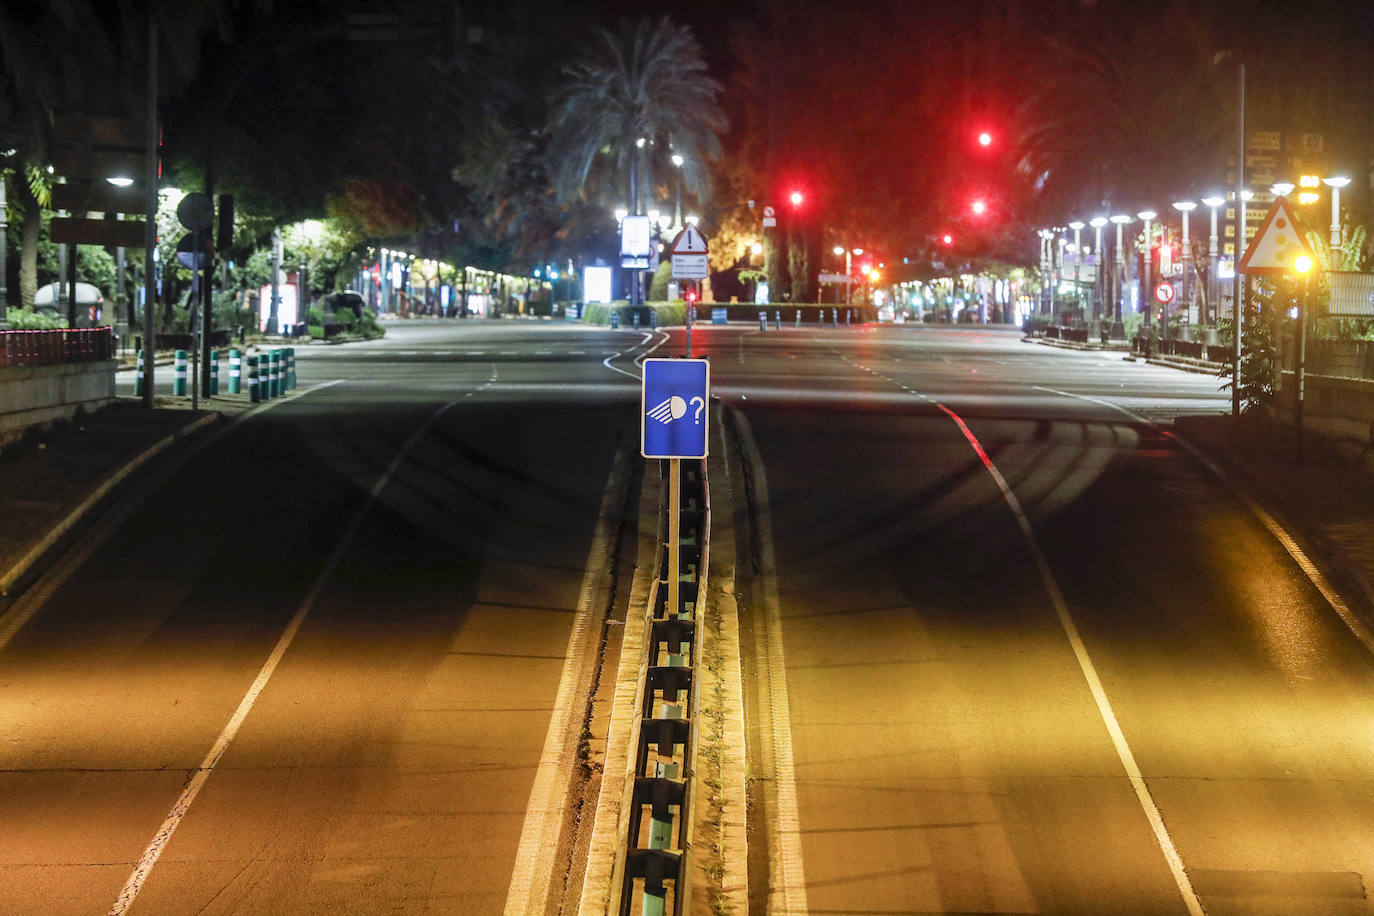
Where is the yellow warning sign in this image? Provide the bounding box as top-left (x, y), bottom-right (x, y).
top-left (1237, 197), bottom-right (1316, 275)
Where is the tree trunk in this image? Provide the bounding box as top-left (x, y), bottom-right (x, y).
top-left (17, 174), bottom-right (40, 311)
top-left (765, 230), bottom-right (788, 303)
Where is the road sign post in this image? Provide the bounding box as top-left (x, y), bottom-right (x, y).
top-left (670, 226), bottom-right (710, 358)
top-left (642, 357), bottom-right (710, 619)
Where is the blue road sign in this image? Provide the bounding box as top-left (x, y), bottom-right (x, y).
top-left (641, 358), bottom-right (710, 459)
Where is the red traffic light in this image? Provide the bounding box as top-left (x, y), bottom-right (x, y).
top-left (970, 198), bottom-right (988, 217)
top-left (941, 233), bottom-right (954, 246)
top-left (977, 131), bottom-right (993, 147)
top-left (789, 190), bottom-right (804, 207)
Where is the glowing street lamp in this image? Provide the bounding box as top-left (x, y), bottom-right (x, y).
top-left (1173, 201), bottom-right (1196, 324)
top-left (1201, 195), bottom-right (1224, 324)
top-left (1323, 175), bottom-right (1351, 250)
top-left (1090, 217), bottom-right (1108, 322)
top-left (1110, 214), bottom-right (1132, 327)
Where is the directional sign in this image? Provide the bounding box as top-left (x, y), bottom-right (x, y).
top-left (1238, 197), bottom-right (1316, 275)
top-left (1154, 282), bottom-right (1176, 305)
top-left (641, 358), bottom-right (709, 459)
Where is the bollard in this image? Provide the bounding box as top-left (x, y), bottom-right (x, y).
top-left (775, 309), bottom-right (782, 330)
top-left (269, 349), bottom-right (281, 398)
top-left (633, 310), bottom-right (641, 330)
top-left (209, 350), bottom-right (219, 395)
top-left (228, 348), bottom-right (242, 394)
top-left (832, 308), bottom-right (838, 327)
top-left (135, 349), bottom-right (145, 396)
top-left (173, 349), bottom-right (188, 396)
top-left (611, 311), bottom-right (620, 329)
top-left (795, 310), bottom-right (801, 328)
top-left (758, 310), bottom-right (767, 331)
top-left (650, 309), bottom-right (658, 329)
top-left (286, 347), bottom-right (296, 389)
top-left (846, 309), bottom-right (851, 326)
top-left (248, 355), bottom-right (260, 403)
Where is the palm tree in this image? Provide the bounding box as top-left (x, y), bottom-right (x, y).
top-left (548, 16), bottom-right (725, 216)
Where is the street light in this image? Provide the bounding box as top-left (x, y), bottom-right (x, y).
top-left (671, 153), bottom-right (684, 230)
top-left (1202, 195), bottom-right (1224, 325)
top-left (1270, 181), bottom-right (1295, 198)
top-left (1110, 214), bottom-right (1132, 334)
top-left (1089, 217), bottom-right (1108, 324)
top-left (1068, 221), bottom-right (1085, 321)
top-left (1323, 175), bottom-right (1350, 250)
top-left (1173, 201), bottom-right (1196, 326)
top-left (1137, 210), bottom-right (1157, 325)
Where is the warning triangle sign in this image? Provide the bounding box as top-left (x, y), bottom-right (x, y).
top-left (669, 225), bottom-right (709, 255)
top-left (1238, 197), bottom-right (1316, 275)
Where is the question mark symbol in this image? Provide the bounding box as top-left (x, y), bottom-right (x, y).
top-left (690, 396), bottom-right (705, 425)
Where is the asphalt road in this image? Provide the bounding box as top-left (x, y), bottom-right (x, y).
top-left (707, 324), bottom-right (1374, 915)
top-left (3, 320), bottom-right (654, 914)
top-left (8, 319), bottom-right (1374, 915)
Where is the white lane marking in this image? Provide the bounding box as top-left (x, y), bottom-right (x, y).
top-left (569, 350), bottom-right (585, 355)
top-left (109, 397), bottom-right (460, 916)
top-left (503, 447), bottom-right (627, 916)
top-left (729, 407), bottom-right (810, 916)
top-left (936, 401), bottom-right (1204, 916)
top-left (600, 331), bottom-right (668, 381)
top-left (1035, 385), bottom-right (1374, 658)
top-left (535, 350), bottom-right (553, 356)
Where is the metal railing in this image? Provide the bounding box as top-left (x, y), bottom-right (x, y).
top-left (0, 327), bottom-right (114, 368)
top-left (618, 458), bottom-right (709, 916)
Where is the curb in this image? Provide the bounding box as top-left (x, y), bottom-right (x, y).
top-left (0, 411), bottom-right (221, 596)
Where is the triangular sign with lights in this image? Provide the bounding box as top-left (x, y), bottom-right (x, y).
top-left (669, 225), bottom-right (709, 255)
top-left (1237, 196), bottom-right (1317, 275)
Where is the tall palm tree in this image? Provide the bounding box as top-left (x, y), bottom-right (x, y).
top-left (548, 16), bottom-right (725, 216)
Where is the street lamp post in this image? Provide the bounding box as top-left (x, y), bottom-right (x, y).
top-left (1068, 221), bottom-right (1084, 322)
top-left (671, 153), bottom-right (684, 231)
top-left (1232, 61), bottom-right (1246, 418)
top-left (1323, 175), bottom-right (1351, 252)
top-left (1090, 217), bottom-right (1107, 326)
top-left (1173, 201), bottom-right (1196, 327)
top-left (1110, 215), bottom-right (1131, 339)
top-left (1137, 210), bottom-right (1157, 334)
top-left (1202, 195), bottom-right (1224, 326)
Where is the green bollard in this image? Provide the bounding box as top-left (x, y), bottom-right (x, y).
top-left (228, 348), bottom-right (242, 394)
top-left (209, 350), bottom-right (219, 395)
top-left (286, 346), bottom-right (296, 389)
top-left (248, 355), bottom-right (260, 403)
top-left (173, 349), bottom-right (188, 396)
top-left (270, 349), bottom-right (281, 398)
top-left (134, 349), bottom-right (145, 396)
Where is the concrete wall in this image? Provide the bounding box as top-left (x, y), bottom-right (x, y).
top-left (1277, 371), bottom-right (1374, 446)
top-left (0, 360), bottom-right (116, 449)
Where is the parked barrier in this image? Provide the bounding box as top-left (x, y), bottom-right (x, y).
top-left (286, 347), bottom-right (296, 389)
top-left (248, 355), bottom-right (260, 403)
top-left (228, 348), bottom-right (242, 394)
top-left (173, 350), bottom-right (188, 396)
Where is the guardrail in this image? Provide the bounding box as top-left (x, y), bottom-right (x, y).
top-left (615, 458), bottom-right (709, 915)
top-left (0, 327), bottom-right (114, 368)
